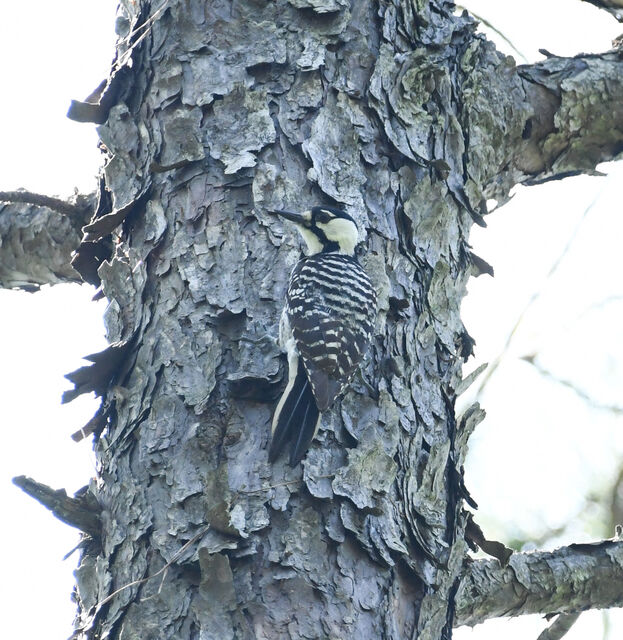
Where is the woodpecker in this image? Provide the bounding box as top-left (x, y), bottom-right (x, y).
top-left (268, 206), bottom-right (377, 466)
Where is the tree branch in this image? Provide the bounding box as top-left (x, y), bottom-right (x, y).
top-left (537, 613), bottom-right (581, 640)
top-left (456, 4), bottom-right (529, 63)
top-left (0, 190), bottom-right (90, 219)
top-left (515, 51), bottom-right (623, 183)
top-left (455, 539), bottom-right (623, 627)
top-left (0, 191), bottom-right (94, 290)
top-left (522, 356), bottom-right (623, 415)
top-left (12, 475), bottom-right (101, 539)
top-left (462, 43), bottom-right (623, 211)
top-left (581, 0), bottom-right (623, 23)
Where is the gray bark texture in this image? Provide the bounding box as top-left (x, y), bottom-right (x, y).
top-left (11, 1), bottom-right (623, 639)
top-left (456, 539), bottom-right (623, 627)
top-left (0, 191), bottom-right (93, 290)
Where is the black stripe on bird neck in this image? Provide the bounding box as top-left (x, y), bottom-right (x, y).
top-left (309, 223), bottom-right (340, 253)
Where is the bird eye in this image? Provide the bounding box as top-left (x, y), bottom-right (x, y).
top-left (316, 209), bottom-right (332, 223)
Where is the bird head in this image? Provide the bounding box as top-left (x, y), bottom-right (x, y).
top-left (271, 206), bottom-right (359, 256)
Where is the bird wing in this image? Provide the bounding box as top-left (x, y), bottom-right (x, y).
top-left (287, 273), bottom-right (375, 412)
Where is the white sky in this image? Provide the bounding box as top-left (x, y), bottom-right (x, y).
top-left (1, 1), bottom-right (621, 638)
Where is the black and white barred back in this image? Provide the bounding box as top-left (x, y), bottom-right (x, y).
top-left (288, 253), bottom-right (376, 408)
top-left (269, 252), bottom-right (376, 465)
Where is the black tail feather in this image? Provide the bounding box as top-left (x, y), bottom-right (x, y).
top-left (268, 361), bottom-right (308, 462)
top-left (289, 396), bottom-right (319, 467)
top-left (269, 361), bottom-right (320, 466)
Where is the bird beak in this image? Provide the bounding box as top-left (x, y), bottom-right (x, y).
top-left (270, 209), bottom-right (312, 226)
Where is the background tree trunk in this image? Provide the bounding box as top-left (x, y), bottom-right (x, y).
top-left (44, 1), bottom-right (623, 639)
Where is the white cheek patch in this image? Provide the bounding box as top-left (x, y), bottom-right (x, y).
top-left (297, 226), bottom-right (324, 254)
top-left (317, 219), bottom-right (358, 254)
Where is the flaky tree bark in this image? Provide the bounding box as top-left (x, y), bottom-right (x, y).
top-left (9, 1), bottom-right (623, 639)
top-left (456, 538), bottom-right (623, 626)
top-left (0, 191), bottom-right (93, 290)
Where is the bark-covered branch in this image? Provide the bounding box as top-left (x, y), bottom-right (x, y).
top-left (537, 613), bottom-right (581, 640)
top-left (12, 475), bottom-right (101, 539)
top-left (463, 39), bottom-right (623, 210)
top-left (581, 0), bottom-right (623, 23)
top-left (515, 51), bottom-right (623, 184)
top-left (0, 190), bottom-right (94, 290)
top-left (455, 539), bottom-right (623, 627)
top-left (0, 190), bottom-right (90, 219)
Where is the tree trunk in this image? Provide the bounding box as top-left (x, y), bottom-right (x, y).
top-left (21, 1), bottom-right (620, 639)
